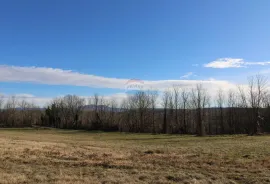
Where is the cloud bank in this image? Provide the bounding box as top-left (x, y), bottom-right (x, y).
top-left (0, 65), bottom-right (245, 107)
top-left (204, 58), bottom-right (270, 68)
top-left (0, 65), bottom-right (236, 91)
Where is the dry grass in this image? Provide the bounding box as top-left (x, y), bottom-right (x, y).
top-left (0, 129), bottom-right (270, 184)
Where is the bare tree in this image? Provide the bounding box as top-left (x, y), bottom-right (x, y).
top-left (89, 94), bottom-right (103, 130)
top-left (66, 95), bottom-right (85, 128)
top-left (227, 90), bottom-right (237, 134)
top-left (0, 95), bottom-right (4, 110)
top-left (129, 91), bottom-right (151, 132)
top-left (119, 98), bottom-right (131, 132)
top-left (108, 98), bottom-right (117, 129)
top-left (149, 90), bottom-right (158, 133)
top-left (0, 95), bottom-right (4, 125)
top-left (162, 90), bottom-right (170, 134)
top-left (168, 90), bottom-right (174, 133)
top-left (248, 75), bottom-right (268, 135)
top-left (5, 96), bottom-right (17, 127)
top-left (93, 93), bottom-right (99, 112)
top-left (262, 93), bottom-right (270, 108)
top-left (216, 88), bottom-right (225, 134)
top-left (237, 75), bottom-right (268, 135)
top-left (18, 98), bottom-right (30, 126)
top-left (191, 84), bottom-right (208, 136)
top-left (48, 95), bottom-right (85, 129)
top-left (172, 86), bottom-right (181, 132)
top-left (180, 89), bottom-right (189, 133)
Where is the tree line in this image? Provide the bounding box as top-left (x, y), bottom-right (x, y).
top-left (0, 75), bottom-right (270, 136)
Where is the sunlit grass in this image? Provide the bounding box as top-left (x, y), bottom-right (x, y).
top-left (0, 129), bottom-right (269, 183)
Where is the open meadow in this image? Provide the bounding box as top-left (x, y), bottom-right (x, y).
top-left (0, 129), bottom-right (269, 184)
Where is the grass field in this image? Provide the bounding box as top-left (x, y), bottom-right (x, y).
top-left (0, 129), bottom-right (270, 184)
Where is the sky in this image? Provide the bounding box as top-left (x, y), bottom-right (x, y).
top-left (1, 0), bottom-right (270, 106)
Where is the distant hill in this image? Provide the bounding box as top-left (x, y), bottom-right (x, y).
top-left (15, 107), bottom-right (45, 111)
top-left (82, 105), bottom-right (123, 112)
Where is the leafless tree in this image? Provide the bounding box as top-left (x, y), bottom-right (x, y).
top-left (262, 93), bottom-right (270, 108)
top-left (149, 90), bottom-right (158, 133)
top-left (0, 95), bottom-right (4, 110)
top-left (119, 98), bottom-right (131, 132)
top-left (216, 88), bottom-right (225, 134)
top-left (54, 95), bottom-right (85, 129)
top-left (129, 91), bottom-right (151, 132)
top-left (18, 98), bottom-right (29, 126)
top-left (108, 98), bottom-right (117, 128)
top-left (167, 90), bottom-right (175, 133)
top-left (4, 96), bottom-right (17, 127)
top-left (162, 90), bottom-right (170, 134)
top-left (0, 95), bottom-right (4, 125)
top-left (180, 88), bottom-right (189, 133)
top-left (191, 84), bottom-right (208, 136)
top-left (172, 86), bottom-right (181, 132)
top-left (248, 75), bottom-right (268, 134)
top-left (88, 94), bottom-right (103, 130)
top-left (227, 90), bottom-right (237, 134)
top-left (93, 93), bottom-right (99, 112)
top-left (237, 75), bottom-right (268, 134)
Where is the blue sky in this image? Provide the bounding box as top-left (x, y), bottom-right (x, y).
top-left (1, 0), bottom-right (270, 105)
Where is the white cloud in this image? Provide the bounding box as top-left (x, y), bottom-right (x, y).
top-left (0, 65), bottom-right (127, 89)
top-left (181, 72), bottom-right (195, 79)
top-left (13, 94), bottom-right (35, 98)
top-left (0, 65), bottom-right (236, 91)
top-left (246, 61), bottom-right (270, 66)
top-left (0, 65), bottom-right (246, 107)
top-left (204, 58), bottom-right (245, 68)
top-left (204, 58), bottom-right (270, 68)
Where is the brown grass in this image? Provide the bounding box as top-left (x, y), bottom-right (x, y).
top-left (0, 129), bottom-right (269, 184)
